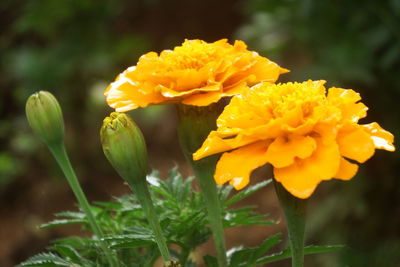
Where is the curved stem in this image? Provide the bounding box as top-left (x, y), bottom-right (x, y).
top-left (274, 180), bottom-right (307, 267)
top-left (49, 144), bottom-right (119, 267)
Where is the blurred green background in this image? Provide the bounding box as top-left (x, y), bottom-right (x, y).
top-left (0, 0), bottom-right (399, 266)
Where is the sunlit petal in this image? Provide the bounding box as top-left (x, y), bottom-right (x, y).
top-left (214, 141), bottom-right (270, 189)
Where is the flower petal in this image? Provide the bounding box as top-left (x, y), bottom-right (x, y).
top-left (334, 157), bottom-right (358, 181)
top-left (214, 141), bottom-right (270, 189)
top-left (160, 83), bottom-right (221, 98)
top-left (181, 91), bottom-right (223, 106)
top-left (266, 135), bottom-right (317, 168)
top-left (362, 122), bottom-right (395, 151)
top-left (337, 126), bottom-right (375, 163)
top-left (327, 87), bottom-right (368, 122)
top-left (105, 76), bottom-right (167, 111)
top-left (193, 130), bottom-right (259, 160)
top-left (274, 140), bottom-right (341, 199)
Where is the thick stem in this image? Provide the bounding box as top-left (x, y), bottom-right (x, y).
top-left (176, 103), bottom-right (228, 267)
top-left (49, 144), bottom-right (118, 267)
top-left (128, 180), bottom-right (171, 263)
top-left (274, 180), bottom-right (307, 267)
top-left (192, 159), bottom-right (227, 267)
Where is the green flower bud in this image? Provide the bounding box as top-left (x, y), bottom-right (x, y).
top-left (100, 112), bottom-right (148, 185)
top-left (25, 91), bottom-right (64, 146)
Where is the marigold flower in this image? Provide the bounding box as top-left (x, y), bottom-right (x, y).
top-left (105, 39), bottom-right (288, 111)
top-left (193, 80), bottom-right (395, 199)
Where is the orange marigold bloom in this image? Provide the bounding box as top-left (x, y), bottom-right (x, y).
top-left (193, 80), bottom-right (395, 199)
top-left (105, 39), bottom-right (288, 111)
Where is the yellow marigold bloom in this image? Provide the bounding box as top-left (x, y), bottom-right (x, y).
top-left (193, 80), bottom-right (395, 199)
top-left (105, 39), bottom-right (288, 111)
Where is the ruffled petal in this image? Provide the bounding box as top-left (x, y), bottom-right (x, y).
top-left (274, 140), bottom-right (341, 199)
top-left (327, 87), bottom-right (368, 122)
top-left (337, 126), bottom-right (375, 163)
top-left (266, 135), bottom-right (317, 168)
top-left (193, 130), bottom-right (259, 160)
top-left (181, 91), bottom-right (222, 106)
top-left (216, 96), bottom-right (268, 129)
top-left (334, 157), bottom-right (358, 181)
top-left (247, 58), bottom-right (290, 83)
top-left (214, 141), bottom-right (270, 189)
top-left (362, 122), bottom-right (395, 151)
top-left (105, 76), bottom-right (167, 111)
top-left (160, 83), bottom-right (221, 98)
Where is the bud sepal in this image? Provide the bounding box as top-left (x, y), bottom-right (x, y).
top-left (25, 91), bottom-right (64, 146)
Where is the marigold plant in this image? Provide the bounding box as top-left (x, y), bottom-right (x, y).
top-left (105, 39), bottom-right (288, 111)
top-left (194, 80), bottom-right (395, 199)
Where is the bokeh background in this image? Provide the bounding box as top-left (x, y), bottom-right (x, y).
top-left (1, 0), bottom-right (399, 266)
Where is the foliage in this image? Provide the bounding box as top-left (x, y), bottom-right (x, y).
top-left (18, 167), bottom-right (341, 266)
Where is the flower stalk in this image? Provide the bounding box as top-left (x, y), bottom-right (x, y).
top-left (49, 145), bottom-right (119, 267)
top-left (274, 180), bottom-right (307, 267)
top-left (100, 112), bottom-right (171, 264)
top-left (176, 103), bottom-right (228, 267)
top-left (25, 91), bottom-right (118, 267)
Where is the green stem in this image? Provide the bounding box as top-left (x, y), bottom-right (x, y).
top-left (128, 180), bottom-right (171, 263)
top-left (179, 246), bottom-right (190, 266)
top-left (49, 144), bottom-right (118, 267)
top-left (273, 180), bottom-right (307, 267)
top-left (176, 103), bottom-right (228, 267)
top-left (193, 159), bottom-right (228, 267)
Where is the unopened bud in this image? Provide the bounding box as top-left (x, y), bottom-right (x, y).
top-left (100, 112), bottom-right (148, 185)
top-left (25, 91), bottom-right (64, 146)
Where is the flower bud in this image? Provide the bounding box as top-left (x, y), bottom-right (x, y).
top-left (100, 112), bottom-right (148, 185)
top-left (25, 91), bottom-right (64, 146)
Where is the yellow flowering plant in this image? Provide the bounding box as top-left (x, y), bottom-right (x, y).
top-left (20, 39), bottom-right (395, 267)
top-left (194, 80), bottom-right (395, 266)
top-left (104, 38), bottom-right (288, 267)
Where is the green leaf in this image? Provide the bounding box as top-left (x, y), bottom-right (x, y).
top-left (224, 179), bottom-right (272, 207)
top-left (55, 211), bottom-right (85, 219)
top-left (203, 255), bottom-right (218, 267)
top-left (103, 234), bottom-right (156, 249)
top-left (229, 233), bottom-right (282, 267)
top-left (40, 219), bottom-right (85, 229)
top-left (52, 237), bottom-right (96, 248)
top-left (255, 244), bottom-right (345, 265)
top-left (17, 252), bottom-right (72, 266)
top-left (48, 244), bottom-right (92, 265)
top-left (218, 185), bottom-right (233, 202)
top-left (223, 206), bottom-right (275, 228)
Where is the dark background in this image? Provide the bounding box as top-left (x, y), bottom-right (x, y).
top-left (1, 0), bottom-right (399, 266)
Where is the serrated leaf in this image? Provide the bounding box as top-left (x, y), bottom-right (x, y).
top-left (103, 234), bottom-right (155, 249)
top-left (17, 252), bottom-right (72, 266)
top-left (40, 219), bottom-right (85, 229)
top-left (255, 244), bottom-right (345, 265)
top-left (224, 179), bottom-right (272, 207)
top-left (223, 206), bottom-right (275, 228)
top-left (49, 244), bottom-right (92, 265)
top-left (55, 211), bottom-right (85, 219)
top-left (229, 234), bottom-right (282, 267)
top-left (218, 185), bottom-right (233, 202)
top-left (252, 233), bottom-right (283, 261)
top-left (53, 237), bottom-right (96, 248)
